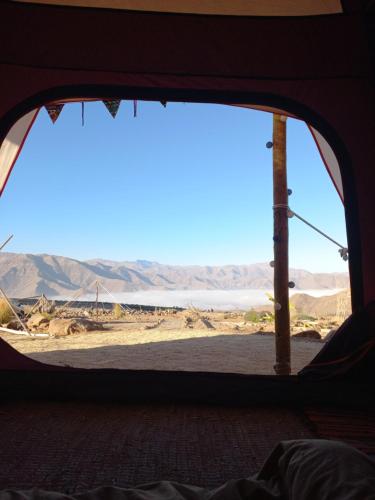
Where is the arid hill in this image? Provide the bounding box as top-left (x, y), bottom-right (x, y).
top-left (290, 289), bottom-right (351, 318)
top-left (0, 252), bottom-right (349, 298)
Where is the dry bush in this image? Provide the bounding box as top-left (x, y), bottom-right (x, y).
top-left (113, 303), bottom-right (123, 319)
top-left (0, 298), bottom-right (13, 324)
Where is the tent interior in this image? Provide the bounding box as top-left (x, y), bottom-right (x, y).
top-left (1, 0), bottom-right (375, 497)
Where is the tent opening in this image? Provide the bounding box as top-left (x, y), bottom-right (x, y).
top-left (0, 99), bottom-right (350, 375)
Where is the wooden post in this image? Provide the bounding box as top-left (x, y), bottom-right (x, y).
top-left (95, 280), bottom-right (99, 320)
top-left (272, 114), bottom-right (291, 375)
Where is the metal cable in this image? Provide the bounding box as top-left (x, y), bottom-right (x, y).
top-left (288, 208), bottom-right (348, 260)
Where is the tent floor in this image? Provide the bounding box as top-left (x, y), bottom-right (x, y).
top-left (0, 401), bottom-right (314, 493)
top-left (304, 406), bottom-right (375, 457)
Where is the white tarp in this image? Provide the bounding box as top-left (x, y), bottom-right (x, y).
top-left (309, 125), bottom-right (344, 201)
top-left (0, 109), bottom-right (39, 196)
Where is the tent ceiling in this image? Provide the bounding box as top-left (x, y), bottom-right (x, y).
top-left (11, 0), bottom-right (343, 16)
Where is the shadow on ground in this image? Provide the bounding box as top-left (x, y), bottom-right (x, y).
top-left (24, 333), bottom-right (323, 374)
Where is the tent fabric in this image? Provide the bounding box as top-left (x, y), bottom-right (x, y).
top-left (1, 440), bottom-right (375, 499)
top-left (0, 337), bottom-right (66, 370)
top-left (0, 108), bottom-right (38, 196)
top-left (11, 0), bottom-right (344, 16)
top-left (308, 125), bottom-right (344, 201)
top-left (299, 301), bottom-right (375, 381)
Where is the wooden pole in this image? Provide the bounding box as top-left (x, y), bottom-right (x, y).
top-left (272, 114), bottom-right (291, 375)
top-left (95, 280), bottom-right (99, 320)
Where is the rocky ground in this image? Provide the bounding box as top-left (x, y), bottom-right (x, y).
top-left (0, 299), bottom-right (346, 375)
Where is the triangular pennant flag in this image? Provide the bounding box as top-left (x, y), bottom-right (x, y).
top-left (160, 100), bottom-right (167, 108)
top-left (45, 104), bottom-right (64, 124)
top-left (103, 99), bottom-right (121, 118)
top-left (133, 100), bottom-right (137, 118)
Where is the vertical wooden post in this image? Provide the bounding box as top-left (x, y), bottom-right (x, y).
top-left (272, 114), bottom-right (291, 375)
top-left (95, 280), bottom-right (99, 320)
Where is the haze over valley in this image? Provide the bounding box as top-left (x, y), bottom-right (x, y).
top-left (0, 252), bottom-right (348, 308)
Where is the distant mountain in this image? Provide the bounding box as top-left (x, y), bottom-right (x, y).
top-left (0, 252), bottom-right (349, 298)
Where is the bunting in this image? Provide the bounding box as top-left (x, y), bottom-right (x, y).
top-left (102, 99), bottom-right (121, 118)
top-left (45, 104), bottom-right (64, 124)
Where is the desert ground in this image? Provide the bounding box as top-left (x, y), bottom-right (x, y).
top-left (0, 306), bottom-right (336, 374)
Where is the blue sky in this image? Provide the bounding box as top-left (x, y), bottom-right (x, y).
top-left (0, 101), bottom-right (348, 273)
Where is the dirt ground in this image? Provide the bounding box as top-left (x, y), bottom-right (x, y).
top-left (0, 320), bottom-right (323, 374)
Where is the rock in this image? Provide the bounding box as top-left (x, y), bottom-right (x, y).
top-left (144, 319), bottom-right (165, 330)
top-left (293, 329), bottom-right (321, 340)
top-left (27, 313), bottom-right (50, 330)
top-left (49, 318), bottom-right (102, 337)
top-left (5, 320), bottom-right (22, 331)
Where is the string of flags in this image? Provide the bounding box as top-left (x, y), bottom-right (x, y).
top-left (45, 104), bottom-right (64, 124)
top-left (103, 99), bottom-right (121, 118)
top-left (44, 99), bottom-right (167, 124)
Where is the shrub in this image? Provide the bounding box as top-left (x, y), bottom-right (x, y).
top-left (41, 312), bottom-right (55, 321)
top-left (0, 298), bottom-right (14, 324)
top-left (260, 311), bottom-right (275, 323)
top-left (113, 303), bottom-right (123, 319)
top-left (297, 314), bottom-right (317, 322)
top-left (244, 310), bottom-right (261, 323)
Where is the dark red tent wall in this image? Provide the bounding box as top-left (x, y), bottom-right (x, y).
top-left (0, 1), bottom-right (374, 313)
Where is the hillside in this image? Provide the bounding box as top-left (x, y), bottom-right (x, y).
top-left (290, 289), bottom-right (351, 317)
top-left (0, 252), bottom-right (349, 298)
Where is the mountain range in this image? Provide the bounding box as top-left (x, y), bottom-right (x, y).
top-left (0, 252), bottom-right (349, 298)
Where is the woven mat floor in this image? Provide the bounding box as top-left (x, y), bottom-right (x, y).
top-left (0, 401), bottom-right (314, 493)
top-left (304, 407), bottom-right (375, 456)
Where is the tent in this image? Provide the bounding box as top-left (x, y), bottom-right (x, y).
top-left (2, 2), bottom-right (375, 496)
top-left (0, 0), bottom-right (374, 401)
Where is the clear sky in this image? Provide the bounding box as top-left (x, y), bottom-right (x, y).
top-left (0, 100), bottom-right (348, 273)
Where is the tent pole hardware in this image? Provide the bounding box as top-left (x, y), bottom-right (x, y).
top-left (288, 209), bottom-right (348, 260)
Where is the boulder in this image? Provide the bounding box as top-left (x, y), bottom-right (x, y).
top-left (27, 313), bottom-right (50, 331)
top-left (144, 319), bottom-right (165, 330)
top-left (5, 320), bottom-right (23, 331)
top-left (49, 318), bottom-right (102, 337)
top-left (293, 329), bottom-right (321, 340)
